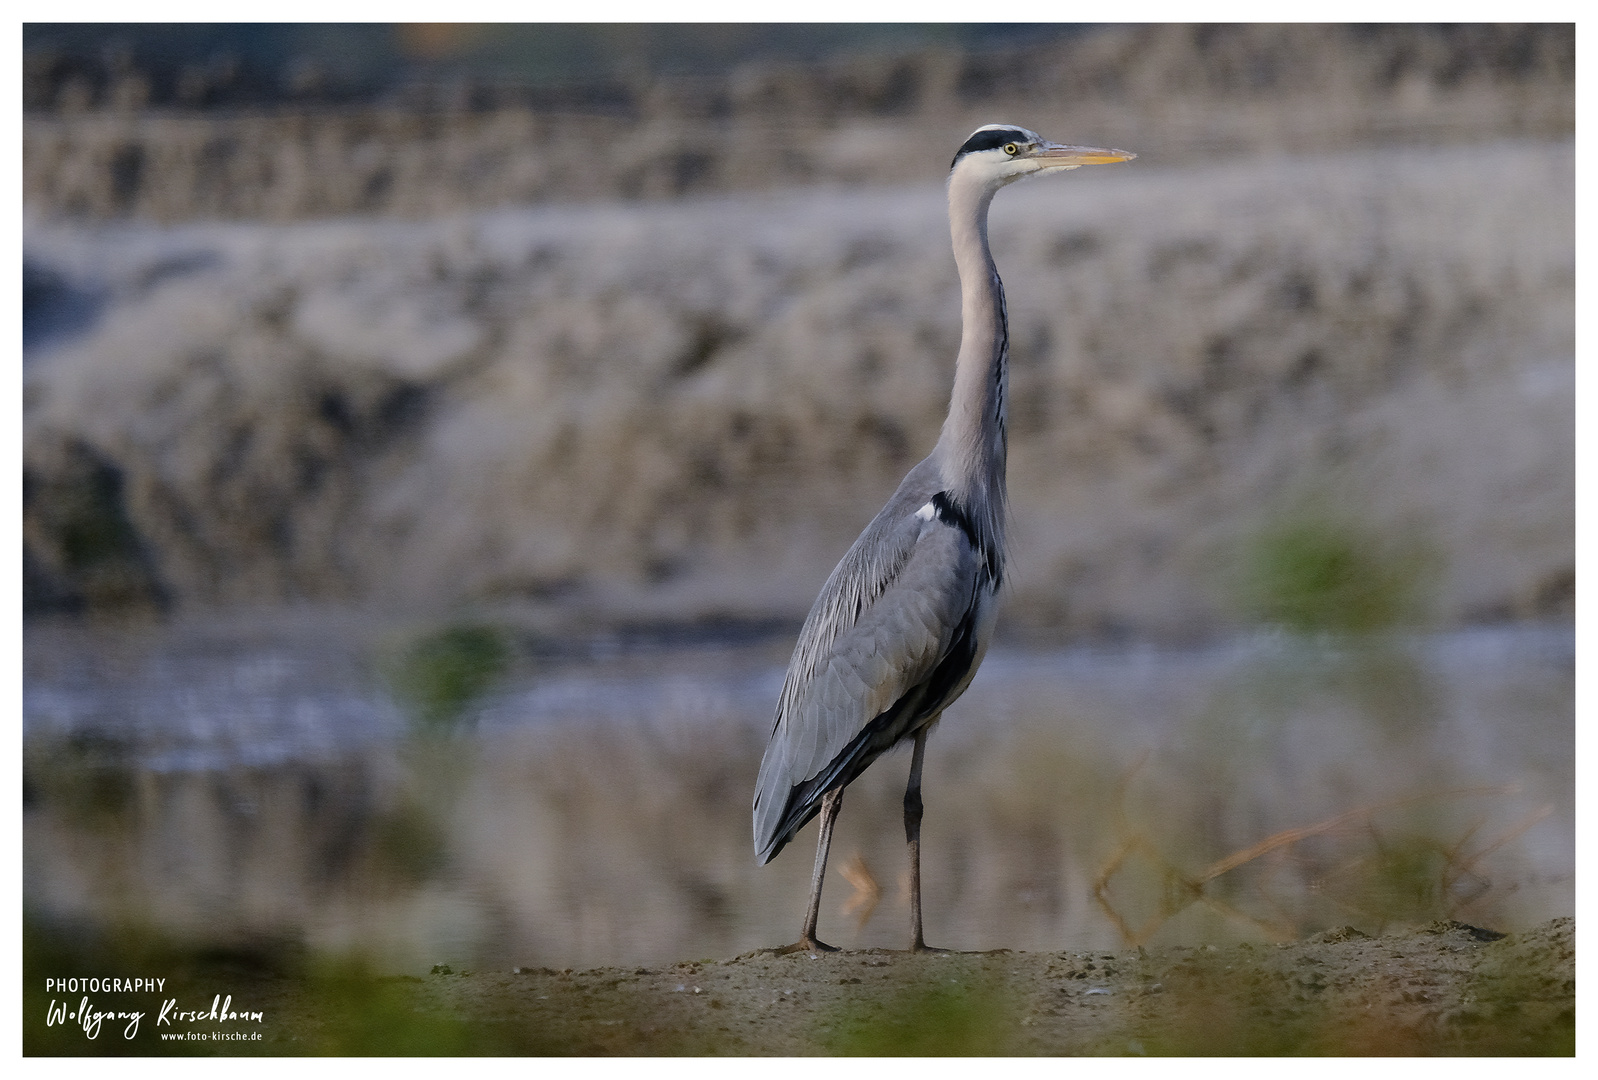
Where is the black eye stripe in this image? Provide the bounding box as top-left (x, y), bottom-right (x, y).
top-left (950, 128), bottom-right (1031, 168)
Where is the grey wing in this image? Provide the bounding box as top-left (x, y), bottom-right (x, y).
top-left (753, 494), bottom-right (986, 863)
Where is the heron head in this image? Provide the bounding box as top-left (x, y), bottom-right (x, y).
top-left (950, 125), bottom-right (1135, 191)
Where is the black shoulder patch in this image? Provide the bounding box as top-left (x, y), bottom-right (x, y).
top-left (929, 491), bottom-right (978, 547)
top-left (930, 491), bottom-right (1003, 587)
top-left (951, 127), bottom-right (1028, 169)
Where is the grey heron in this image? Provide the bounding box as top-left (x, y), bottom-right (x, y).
top-left (752, 125), bottom-right (1134, 953)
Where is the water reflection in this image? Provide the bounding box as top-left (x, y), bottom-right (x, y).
top-left (24, 616), bottom-right (1572, 973)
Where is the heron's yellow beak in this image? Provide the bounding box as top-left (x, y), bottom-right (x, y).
top-left (1029, 144), bottom-right (1137, 170)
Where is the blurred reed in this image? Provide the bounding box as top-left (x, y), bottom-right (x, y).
top-left (22, 619), bottom-right (1571, 974)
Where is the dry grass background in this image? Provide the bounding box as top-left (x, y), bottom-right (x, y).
top-left (23, 25), bottom-right (1574, 219)
top-left (23, 23), bottom-right (1574, 638)
top-left (24, 141), bottom-right (1573, 636)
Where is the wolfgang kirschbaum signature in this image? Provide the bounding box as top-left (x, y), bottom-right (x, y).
top-left (44, 977), bottom-right (265, 1043)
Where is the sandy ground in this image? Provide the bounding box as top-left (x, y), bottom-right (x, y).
top-left (246, 917), bottom-right (1570, 1056)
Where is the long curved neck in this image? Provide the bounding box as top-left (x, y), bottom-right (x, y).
top-left (934, 170), bottom-right (1008, 565)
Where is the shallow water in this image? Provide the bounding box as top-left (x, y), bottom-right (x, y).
top-left (23, 615), bottom-right (1573, 973)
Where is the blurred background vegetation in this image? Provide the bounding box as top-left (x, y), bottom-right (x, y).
top-left (24, 23), bottom-right (1079, 105)
top-left (23, 23), bottom-right (1574, 216)
top-left (22, 23), bottom-right (1572, 638)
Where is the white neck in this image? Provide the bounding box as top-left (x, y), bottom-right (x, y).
top-left (933, 167), bottom-right (1008, 561)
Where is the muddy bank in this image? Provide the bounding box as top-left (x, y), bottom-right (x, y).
top-left (406, 917), bottom-right (1574, 1055)
top-left (27, 917), bottom-right (1571, 1055)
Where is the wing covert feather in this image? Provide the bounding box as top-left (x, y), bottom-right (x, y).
top-left (753, 494), bottom-right (984, 857)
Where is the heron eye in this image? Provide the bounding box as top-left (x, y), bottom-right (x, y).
top-left (1003, 143), bottom-right (1019, 156)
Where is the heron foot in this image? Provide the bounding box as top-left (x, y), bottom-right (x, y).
top-left (909, 942), bottom-right (950, 954)
top-left (774, 936), bottom-right (839, 955)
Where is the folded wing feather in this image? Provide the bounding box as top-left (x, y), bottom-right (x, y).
top-left (753, 485), bottom-right (984, 862)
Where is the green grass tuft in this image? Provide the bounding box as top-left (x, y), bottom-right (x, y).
top-left (826, 969), bottom-right (1016, 1055)
top-left (1239, 514), bottom-right (1437, 635)
top-left (383, 623), bottom-right (510, 731)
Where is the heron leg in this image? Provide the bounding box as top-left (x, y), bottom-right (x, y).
top-left (905, 726), bottom-right (947, 953)
top-left (776, 786), bottom-right (843, 954)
